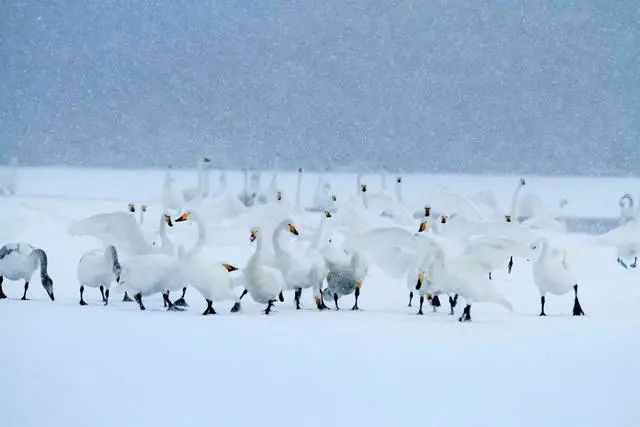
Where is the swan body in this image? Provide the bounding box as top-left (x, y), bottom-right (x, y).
top-left (0, 243), bottom-right (54, 301)
top-left (77, 245), bottom-right (121, 304)
top-left (243, 228), bottom-right (286, 313)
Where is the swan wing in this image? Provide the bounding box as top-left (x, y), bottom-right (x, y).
top-left (69, 212), bottom-right (151, 255)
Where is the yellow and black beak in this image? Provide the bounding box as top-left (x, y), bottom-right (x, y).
top-left (164, 214), bottom-right (174, 227)
top-left (505, 214), bottom-right (512, 223)
top-left (415, 272), bottom-right (424, 290)
top-left (141, 204), bottom-right (147, 212)
top-left (223, 263), bottom-right (239, 272)
top-left (175, 212), bottom-right (190, 223)
top-left (418, 221), bottom-right (428, 233)
top-left (361, 184), bottom-right (367, 192)
top-left (288, 223), bottom-right (299, 236)
top-left (249, 230), bottom-right (258, 242)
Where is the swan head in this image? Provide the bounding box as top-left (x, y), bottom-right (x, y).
top-left (288, 223), bottom-right (299, 236)
top-left (505, 214), bottom-right (512, 223)
top-left (418, 221), bottom-right (428, 233)
top-left (203, 156), bottom-right (211, 163)
top-left (223, 263), bottom-right (239, 272)
top-left (415, 272), bottom-right (425, 290)
top-left (298, 167), bottom-right (303, 174)
top-left (361, 184), bottom-right (367, 193)
top-left (141, 204), bottom-right (147, 213)
top-left (128, 202), bottom-right (136, 213)
top-left (277, 191), bottom-right (283, 201)
top-left (175, 211), bottom-right (191, 223)
top-left (42, 275), bottom-right (54, 301)
top-left (440, 215), bottom-right (448, 224)
top-left (164, 214), bottom-right (174, 227)
top-left (396, 177), bottom-right (402, 184)
top-left (520, 178), bottom-right (526, 186)
top-left (331, 194), bottom-right (337, 202)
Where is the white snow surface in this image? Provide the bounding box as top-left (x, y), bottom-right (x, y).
top-left (1, 167), bottom-right (639, 427)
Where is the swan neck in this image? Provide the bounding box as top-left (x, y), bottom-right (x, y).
top-left (510, 181), bottom-right (524, 218)
top-left (395, 180), bottom-right (403, 204)
top-left (189, 215), bottom-right (206, 258)
top-left (295, 171), bottom-right (302, 208)
top-left (106, 245), bottom-right (121, 273)
top-left (361, 189), bottom-right (369, 210)
top-left (31, 249), bottom-right (49, 281)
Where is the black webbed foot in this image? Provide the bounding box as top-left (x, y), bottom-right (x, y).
top-left (122, 292), bottom-right (133, 302)
top-left (230, 302), bottom-right (241, 313)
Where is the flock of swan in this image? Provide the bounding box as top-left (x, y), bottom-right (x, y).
top-left (1, 159), bottom-right (638, 321)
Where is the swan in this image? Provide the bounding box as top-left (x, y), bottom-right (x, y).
top-left (162, 168), bottom-right (184, 214)
top-left (0, 243), bottom-right (54, 301)
top-left (173, 211), bottom-right (243, 314)
top-left (310, 172), bottom-right (334, 212)
top-left (323, 249), bottom-right (368, 310)
top-left (271, 218), bottom-right (329, 310)
top-left (77, 245), bottom-right (121, 305)
top-left (118, 253), bottom-right (187, 311)
top-left (530, 237), bottom-right (585, 316)
top-left (127, 203), bottom-right (147, 226)
top-left (619, 194), bottom-right (635, 222)
top-left (183, 156), bottom-right (211, 202)
top-left (593, 216), bottom-right (640, 269)
top-left (238, 169), bottom-right (256, 207)
top-left (243, 228), bottom-right (287, 314)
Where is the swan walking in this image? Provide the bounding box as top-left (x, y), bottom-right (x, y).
top-left (531, 238), bottom-right (585, 316)
top-left (0, 243), bottom-right (54, 301)
top-left (77, 245), bottom-right (121, 305)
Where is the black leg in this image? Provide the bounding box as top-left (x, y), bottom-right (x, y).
top-left (417, 295), bottom-right (424, 315)
top-left (448, 294), bottom-right (458, 315)
top-left (163, 291), bottom-right (168, 307)
top-left (173, 287), bottom-right (189, 307)
top-left (278, 290), bottom-right (284, 302)
top-left (239, 289), bottom-right (248, 300)
top-left (617, 258), bottom-right (628, 269)
top-left (202, 299), bottom-right (216, 315)
top-left (122, 291), bottom-right (133, 302)
top-left (264, 300), bottom-right (275, 315)
top-left (134, 293), bottom-right (145, 310)
top-left (489, 272), bottom-right (492, 280)
top-left (458, 304), bottom-right (471, 322)
top-left (100, 285), bottom-right (106, 303)
top-left (230, 301), bottom-right (241, 313)
top-left (294, 288), bottom-right (302, 310)
top-left (334, 293), bottom-right (339, 310)
top-left (572, 285), bottom-right (585, 316)
top-left (79, 285), bottom-right (88, 305)
top-left (507, 256), bottom-right (514, 274)
top-left (351, 287), bottom-right (360, 311)
top-left (21, 281), bottom-right (29, 300)
top-left (105, 289), bottom-right (110, 305)
top-left (431, 295), bottom-right (441, 311)
top-left (539, 295), bottom-right (546, 316)
top-left (408, 291), bottom-right (413, 307)
top-left (631, 257), bottom-right (638, 268)
top-left (0, 277), bottom-right (6, 299)
top-left (165, 292), bottom-right (184, 311)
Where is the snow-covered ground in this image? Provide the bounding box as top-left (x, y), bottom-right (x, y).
top-left (1, 167), bottom-right (639, 427)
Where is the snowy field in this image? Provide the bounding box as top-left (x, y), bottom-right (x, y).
top-left (1, 167), bottom-right (640, 427)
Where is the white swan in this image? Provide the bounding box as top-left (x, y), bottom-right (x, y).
top-left (183, 156), bottom-right (211, 202)
top-left (173, 211), bottom-right (243, 314)
top-left (593, 216), bottom-right (640, 269)
top-left (77, 245), bottom-right (121, 305)
top-left (243, 227), bottom-right (287, 314)
top-left (619, 194), bottom-right (635, 222)
top-left (530, 237), bottom-right (585, 316)
top-left (0, 243), bottom-right (54, 301)
top-left (162, 169), bottom-right (184, 214)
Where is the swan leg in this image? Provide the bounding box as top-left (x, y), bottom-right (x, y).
top-left (202, 299), bottom-right (216, 315)
top-left (20, 281), bottom-right (29, 300)
top-left (164, 292), bottom-right (184, 311)
top-left (104, 289), bottom-right (110, 306)
top-left (100, 285), bottom-right (106, 303)
top-left (458, 304), bottom-right (471, 322)
top-left (539, 295), bottom-right (546, 316)
top-left (489, 272), bottom-right (492, 280)
top-left (230, 301), bottom-right (241, 313)
top-left (278, 290), bottom-right (284, 302)
top-left (408, 291), bottom-right (413, 307)
top-left (239, 289), bottom-right (248, 300)
top-left (617, 258), bottom-right (628, 269)
top-left (0, 277), bottom-right (7, 299)
top-left (79, 285), bottom-right (88, 305)
top-left (572, 285), bottom-right (585, 316)
top-left (417, 295), bottom-right (424, 315)
top-left (122, 291), bottom-right (133, 302)
top-left (448, 294), bottom-right (458, 315)
top-left (507, 256), bottom-right (514, 274)
top-left (264, 300), bottom-right (275, 315)
top-left (134, 292), bottom-right (145, 311)
top-left (431, 295), bottom-right (441, 312)
top-left (351, 286), bottom-right (360, 311)
top-left (294, 288), bottom-right (302, 310)
top-left (334, 293), bottom-right (339, 310)
top-left (173, 287), bottom-right (189, 307)
top-left (631, 257), bottom-right (638, 268)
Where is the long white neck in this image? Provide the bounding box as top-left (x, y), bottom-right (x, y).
top-left (202, 164), bottom-right (210, 198)
top-left (361, 189), bottom-right (369, 210)
top-left (395, 178), bottom-right (403, 204)
top-left (159, 214), bottom-right (174, 254)
top-left (243, 169), bottom-right (249, 191)
top-left (188, 215), bottom-right (207, 258)
top-left (312, 216), bottom-right (328, 248)
top-left (272, 221), bottom-right (290, 258)
top-left (535, 237), bottom-right (549, 261)
top-left (510, 180), bottom-right (525, 218)
top-left (356, 174), bottom-right (362, 196)
top-left (139, 209), bottom-right (145, 226)
top-left (295, 170), bottom-right (303, 209)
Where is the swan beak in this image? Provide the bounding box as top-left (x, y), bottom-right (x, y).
top-left (249, 230), bottom-right (257, 242)
top-left (164, 214), bottom-right (174, 227)
top-left (141, 204), bottom-right (147, 212)
top-left (418, 221), bottom-right (428, 233)
top-left (440, 215), bottom-right (448, 224)
top-left (415, 272), bottom-right (424, 290)
top-left (277, 191), bottom-right (282, 201)
top-left (324, 211), bottom-right (333, 218)
top-left (288, 224), bottom-right (299, 236)
top-left (223, 263), bottom-right (238, 272)
top-left (331, 194), bottom-right (337, 202)
top-left (426, 293), bottom-right (433, 301)
top-left (128, 203), bottom-right (135, 213)
top-left (175, 212), bottom-right (190, 223)
top-left (279, 290), bottom-right (285, 302)
top-left (505, 214), bottom-right (512, 223)
top-left (396, 177), bottom-right (402, 183)
top-left (361, 185), bottom-right (367, 192)
top-left (424, 206), bottom-right (431, 217)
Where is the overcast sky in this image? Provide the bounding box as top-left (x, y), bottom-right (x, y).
top-left (1, 1), bottom-right (638, 174)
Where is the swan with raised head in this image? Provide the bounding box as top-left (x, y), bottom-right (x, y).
top-left (182, 156), bottom-right (211, 202)
top-left (0, 243), bottom-right (54, 301)
top-left (77, 245), bottom-right (121, 305)
top-left (530, 237), bottom-right (585, 316)
top-left (243, 228), bottom-right (287, 314)
top-left (173, 211), bottom-right (243, 314)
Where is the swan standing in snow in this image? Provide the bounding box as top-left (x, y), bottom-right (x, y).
top-left (531, 238), bottom-right (585, 316)
top-left (174, 211), bottom-right (243, 314)
top-left (0, 243), bottom-right (54, 301)
top-left (324, 250), bottom-right (368, 310)
top-left (77, 245), bottom-right (121, 305)
top-left (243, 228), bottom-right (287, 314)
